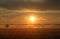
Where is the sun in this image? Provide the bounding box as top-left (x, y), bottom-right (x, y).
top-left (29, 16), bottom-right (36, 23)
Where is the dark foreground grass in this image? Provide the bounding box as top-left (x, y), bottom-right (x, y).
top-left (0, 28), bottom-right (60, 39)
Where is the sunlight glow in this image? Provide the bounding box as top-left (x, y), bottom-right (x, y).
top-left (29, 16), bottom-right (36, 23)
top-left (17, 9), bottom-right (39, 13)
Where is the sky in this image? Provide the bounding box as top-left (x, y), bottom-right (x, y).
top-left (0, 0), bottom-right (60, 10)
top-left (0, 0), bottom-right (60, 24)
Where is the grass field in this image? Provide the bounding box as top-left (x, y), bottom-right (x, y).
top-left (0, 27), bottom-right (60, 39)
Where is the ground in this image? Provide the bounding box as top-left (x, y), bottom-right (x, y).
top-left (0, 28), bottom-right (60, 39)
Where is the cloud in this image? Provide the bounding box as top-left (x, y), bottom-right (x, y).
top-left (0, 0), bottom-right (60, 10)
top-left (0, 0), bottom-right (60, 24)
top-left (0, 10), bottom-right (60, 24)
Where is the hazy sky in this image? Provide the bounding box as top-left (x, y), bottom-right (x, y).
top-left (0, 0), bottom-right (60, 24)
top-left (0, 0), bottom-right (60, 10)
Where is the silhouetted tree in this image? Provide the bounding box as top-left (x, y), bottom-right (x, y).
top-left (5, 24), bottom-right (9, 28)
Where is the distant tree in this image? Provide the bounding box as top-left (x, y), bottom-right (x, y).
top-left (5, 24), bottom-right (9, 28)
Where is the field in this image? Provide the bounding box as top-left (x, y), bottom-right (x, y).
top-left (0, 27), bottom-right (60, 39)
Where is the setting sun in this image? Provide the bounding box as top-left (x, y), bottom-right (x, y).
top-left (29, 16), bottom-right (36, 23)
